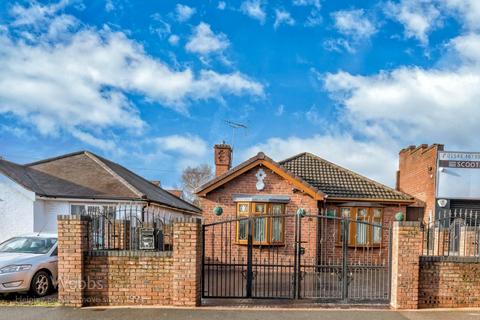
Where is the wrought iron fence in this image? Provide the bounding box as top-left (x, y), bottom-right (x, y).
top-left (423, 209), bottom-right (480, 258)
top-left (73, 204), bottom-right (174, 252)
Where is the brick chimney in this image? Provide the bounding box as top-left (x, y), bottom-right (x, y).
top-left (214, 143), bottom-right (232, 177)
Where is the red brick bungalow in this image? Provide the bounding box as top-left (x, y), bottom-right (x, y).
top-left (197, 144), bottom-right (415, 266)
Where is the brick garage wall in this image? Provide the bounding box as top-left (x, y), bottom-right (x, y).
top-left (419, 257), bottom-right (480, 308)
top-left (200, 164), bottom-right (319, 263)
top-left (397, 144), bottom-right (443, 221)
top-left (58, 216), bottom-right (201, 307)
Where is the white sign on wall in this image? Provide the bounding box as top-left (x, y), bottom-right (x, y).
top-left (437, 151), bottom-right (480, 199)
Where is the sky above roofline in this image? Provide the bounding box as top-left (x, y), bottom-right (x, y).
top-left (1, 0), bottom-right (480, 188)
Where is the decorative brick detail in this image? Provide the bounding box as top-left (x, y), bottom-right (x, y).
top-left (419, 257), bottom-right (480, 308)
top-left (172, 218), bottom-right (202, 306)
top-left (390, 221), bottom-right (423, 309)
top-left (58, 216), bottom-right (202, 307)
top-left (58, 215), bottom-right (90, 307)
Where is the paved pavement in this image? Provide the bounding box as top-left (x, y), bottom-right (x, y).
top-left (0, 307), bottom-right (480, 320)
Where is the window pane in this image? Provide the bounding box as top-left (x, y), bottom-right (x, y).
top-left (71, 205), bottom-right (86, 215)
top-left (255, 203), bottom-right (266, 214)
top-left (271, 204), bottom-right (283, 215)
top-left (356, 209), bottom-right (368, 245)
top-left (373, 224), bottom-right (381, 243)
top-left (238, 220), bottom-right (248, 241)
top-left (357, 223), bottom-right (367, 245)
top-left (239, 203), bottom-right (249, 213)
top-left (341, 208), bottom-right (351, 218)
top-left (373, 208), bottom-right (382, 244)
top-left (254, 217), bottom-right (266, 242)
top-left (272, 217), bottom-right (283, 242)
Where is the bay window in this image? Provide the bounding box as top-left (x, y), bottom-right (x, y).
top-left (236, 202), bottom-right (285, 245)
top-left (337, 207), bottom-right (383, 247)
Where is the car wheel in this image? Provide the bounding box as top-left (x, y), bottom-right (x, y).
top-left (30, 271), bottom-right (52, 297)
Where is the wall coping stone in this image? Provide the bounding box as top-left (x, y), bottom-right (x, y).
top-left (86, 250), bottom-right (173, 257)
top-left (394, 221), bottom-right (421, 227)
top-left (421, 256), bottom-right (480, 263)
top-left (174, 217), bottom-right (202, 223)
top-left (58, 214), bottom-right (91, 221)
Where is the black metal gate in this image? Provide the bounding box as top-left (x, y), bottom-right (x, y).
top-left (202, 213), bottom-right (391, 304)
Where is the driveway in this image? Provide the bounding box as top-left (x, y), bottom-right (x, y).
top-left (0, 307), bottom-right (479, 320)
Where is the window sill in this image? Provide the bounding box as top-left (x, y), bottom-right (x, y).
top-left (235, 242), bottom-right (285, 247)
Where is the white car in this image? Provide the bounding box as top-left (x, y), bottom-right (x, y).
top-left (0, 234), bottom-right (58, 297)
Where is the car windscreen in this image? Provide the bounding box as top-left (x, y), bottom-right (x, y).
top-left (0, 237), bottom-right (57, 254)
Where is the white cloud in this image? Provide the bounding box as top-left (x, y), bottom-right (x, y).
top-left (70, 129), bottom-right (117, 152)
top-left (442, 0), bottom-right (480, 31)
top-left (292, 0), bottom-right (321, 10)
top-left (0, 2), bottom-right (263, 150)
top-left (383, 0), bottom-right (480, 44)
top-left (305, 9), bottom-right (322, 27)
top-left (384, 0), bottom-right (441, 44)
top-left (450, 33), bottom-right (480, 63)
top-left (323, 32), bottom-right (480, 155)
top-left (217, 1), bottom-right (226, 10)
top-left (244, 135), bottom-right (398, 186)
top-left (323, 38), bottom-right (355, 53)
top-left (332, 9), bottom-right (376, 39)
top-left (275, 104), bottom-right (285, 116)
top-left (175, 4), bottom-right (196, 22)
top-left (246, 32), bottom-right (480, 187)
top-left (240, 0), bottom-right (266, 24)
top-left (274, 9), bottom-right (295, 29)
top-left (185, 22), bottom-right (229, 55)
top-left (10, 0), bottom-right (69, 26)
top-left (150, 13), bottom-right (171, 38)
top-left (105, 0), bottom-right (115, 12)
top-left (154, 134), bottom-right (208, 157)
top-left (168, 34), bottom-right (179, 46)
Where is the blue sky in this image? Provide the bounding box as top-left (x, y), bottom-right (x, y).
top-left (1, 0), bottom-right (480, 188)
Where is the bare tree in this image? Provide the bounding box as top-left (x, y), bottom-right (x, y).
top-left (181, 164), bottom-right (213, 205)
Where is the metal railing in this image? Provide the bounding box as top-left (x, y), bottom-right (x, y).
top-left (423, 209), bottom-right (480, 258)
top-left (74, 204), bottom-right (174, 252)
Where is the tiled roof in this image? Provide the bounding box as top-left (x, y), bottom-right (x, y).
top-left (0, 151), bottom-right (200, 214)
top-left (279, 153), bottom-right (412, 201)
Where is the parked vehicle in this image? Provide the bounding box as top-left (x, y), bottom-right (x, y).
top-left (0, 234), bottom-right (58, 297)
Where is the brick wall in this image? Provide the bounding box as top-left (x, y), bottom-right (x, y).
top-left (419, 257), bottom-right (480, 308)
top-left (83, 251), bottom-right (173, 306)
top-left (58, 216), bottom-right (202, 307)
top-left (200, 165), bottom-right (319, 263)
top-left (397, 144), bottom-right (443, 221)
top-left (390, 221), bottom-right (480, 309)
top-left (323, 205), bottom-right (405, 265)
top-left (390, 221), bottom-right (423, 309)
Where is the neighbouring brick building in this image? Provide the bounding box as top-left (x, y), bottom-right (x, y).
top-left (197, 144), bottom-right (415, 266)
top-left (398, 144), bottom-right (480, 222)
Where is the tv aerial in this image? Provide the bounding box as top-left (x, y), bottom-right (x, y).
top-left (224, 120), bottom-right (248, 150)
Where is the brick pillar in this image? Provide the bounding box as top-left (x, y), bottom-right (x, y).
top-left (390, 221), bottom-right (423, 309)
top-left (172, 218), bottom-right (202, 306)
top-left (58, 215), bottom-right (90, 308)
